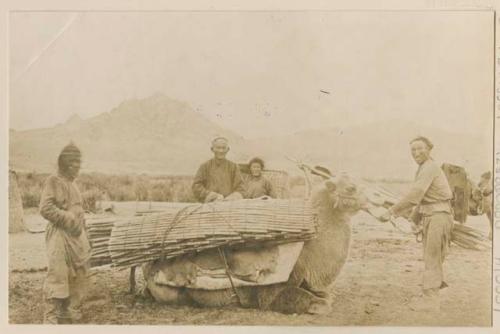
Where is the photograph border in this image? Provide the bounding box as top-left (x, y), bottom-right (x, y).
top-left (1, 1), bottom-right (499, 333)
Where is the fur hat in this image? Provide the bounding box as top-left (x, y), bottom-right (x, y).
top-left (59, 142), bottom-right (82, 159)
top-left (59, 142), bottom-right (81, 158)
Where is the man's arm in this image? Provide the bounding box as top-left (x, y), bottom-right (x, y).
top-left (192, 164), bottom-right (210, 202)
top-left (223, 163), bottom-right (245, 200)
top-left (231, 164), bottom-right (245, 195)
top-left (39, 176), bottom-right (76, 228)
top-left (389, 164), bottom-right (437, 217)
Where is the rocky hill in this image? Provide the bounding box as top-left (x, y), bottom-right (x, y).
top-left (10, 94), bottom-right (492, 180)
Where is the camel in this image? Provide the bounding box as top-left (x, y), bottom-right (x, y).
top-left (441, 164), bottom-right (492, 239)
top-left (468, 172), bottom-right (493, 240)
top-left (142, 173), bottom-right (367, 314)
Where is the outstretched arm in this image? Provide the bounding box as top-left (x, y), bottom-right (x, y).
top-left (389, 164), bottom-right (436, 217)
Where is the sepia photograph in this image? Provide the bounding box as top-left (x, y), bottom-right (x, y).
top-left (6, 7), bottom-right (495, 328)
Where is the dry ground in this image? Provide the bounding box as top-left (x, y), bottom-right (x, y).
top-left (9, 210), bottom-right (492, 326)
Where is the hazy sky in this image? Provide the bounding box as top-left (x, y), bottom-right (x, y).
top-left (10, 11), bottom-right (494, 139)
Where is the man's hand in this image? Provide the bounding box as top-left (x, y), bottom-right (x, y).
top-left (205, 191), bottom-right (224, 203)
top-left (411, 222), bottom-right (423, 234)
top-left (257, 195), bottom-right (271, 200)
top-left (224, 192), bottom-right (243, 201)
top-left (63, 208), bottom-right (84, 237)
top-left (379, 209), bottom-right (393, 223)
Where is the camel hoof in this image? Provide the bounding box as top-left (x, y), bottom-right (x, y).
top-left (307, 299), bottom-right (331, 315)
top-left (270, 287), bottom-right (318, 314)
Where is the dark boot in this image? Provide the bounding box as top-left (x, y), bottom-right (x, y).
top-left (44, 298), bottom-right (67, 324)
top-left (43, 299), bottom-right (59, 324)
top-left (58, 298), bottom-right (73, 324)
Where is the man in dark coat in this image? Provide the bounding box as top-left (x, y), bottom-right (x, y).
top-left (192, 137), bottom-right (244, 203)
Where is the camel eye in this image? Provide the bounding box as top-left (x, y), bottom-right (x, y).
top-left (325, 181), bottom-right (337, 192)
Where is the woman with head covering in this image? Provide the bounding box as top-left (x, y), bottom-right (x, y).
top-left (39, 142), bottom-right (91, 324)
top-left (243, 157), bottom-right (277, 199)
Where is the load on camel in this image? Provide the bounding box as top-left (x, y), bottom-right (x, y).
top-left (100, 165), bottom-right (368, 315)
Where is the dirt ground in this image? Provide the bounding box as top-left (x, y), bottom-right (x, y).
top-left (9, 210), bottom-right (492, 326)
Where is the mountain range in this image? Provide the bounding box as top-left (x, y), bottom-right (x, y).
top-left (9, 94), bottom-right (493, 180)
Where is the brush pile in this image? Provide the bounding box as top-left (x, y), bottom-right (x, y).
top-left (450, 223), bottom-right (490, 251)
top-left (108, 199), bottom-right (317, 268)
top-left (86, 216), bottom-right (116, 267)
top-left (360, 180), bottom-right (490, 251)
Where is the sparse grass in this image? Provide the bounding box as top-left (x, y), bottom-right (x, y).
top-left (16, 172), bottom-right (197, 210)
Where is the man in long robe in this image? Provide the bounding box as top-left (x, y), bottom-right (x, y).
top-left (40, 143), bottom-right (91, 324)
top-left (381, 136), bottom-right (453, 312)
top-left (192, 137), bottom-right (244, 203)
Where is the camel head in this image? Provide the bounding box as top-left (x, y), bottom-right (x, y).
top-left (310, 172), bottom-right (368, 218)
top-left (478, 171), bottom-right (492, 193)
top-left (468, 172), bottom-right (492, 216)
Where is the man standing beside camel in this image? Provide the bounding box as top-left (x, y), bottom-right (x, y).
top-left (39, 143), bottom-right (92, 324)
top-left (192, 137), bottom-right (244, 203)
top-left (380, 136), bottom-right (453, 313)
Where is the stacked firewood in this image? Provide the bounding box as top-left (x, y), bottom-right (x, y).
top-left (450, 223), bottom-right (490, 251)
top-left (108, 199), bottom-right (317, 268)
top-left (86, 216), bottom-right (117, 267)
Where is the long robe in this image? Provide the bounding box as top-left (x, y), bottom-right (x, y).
top-left (192, 158), bottom-right (244, 202)
top-left (39, 174), bottom-right (91, 301)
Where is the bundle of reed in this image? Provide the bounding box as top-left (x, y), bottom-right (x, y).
top-left (259, 170), bottom-right (290, 199)
top-left (367, 204), bottom-right (490, 251)
top-left (108, 198), bottom-right (316, 268)
top-left (135, 202), bottom-right (195, 216)
top-left (86, 216), bottom-right (117, 267)
top-left (451, 223), bottom-right (490, 251)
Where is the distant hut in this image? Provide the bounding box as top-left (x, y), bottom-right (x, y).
top-left (9, 170), bottom-right (25, 233)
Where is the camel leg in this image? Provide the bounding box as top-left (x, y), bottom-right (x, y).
top-left (300, 280), bottom-right (329, 299)
top-left (129, 266), bottom-right (136, 294)
top-left (269, 286), bottom-right (316, 314)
